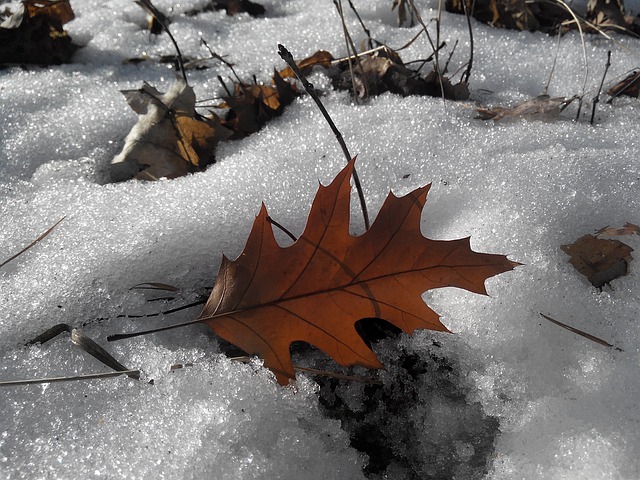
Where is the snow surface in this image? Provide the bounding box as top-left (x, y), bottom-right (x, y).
top-left (1, 0), bottom-right (640, 478)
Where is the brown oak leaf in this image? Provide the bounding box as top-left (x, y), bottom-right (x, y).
top-left (199, 159), bottom-right (518, 384)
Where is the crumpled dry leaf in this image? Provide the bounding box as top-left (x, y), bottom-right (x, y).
top-left (561, 234), bottom-right (634, 288)
top-left (220, 70), bottom-right (299, 139)
top-left (278, 50), bottom-right (334, 79)
top-left (596, 222), bottom-right (640, 237)
top-left (446, 0), bottom-right (640, 35)
top-left (0, 0), bottom-right (77, 65)
top-left (446, 0), bottom-right (542, 31)
top-left (331, 48), bottom-right (469, 100)
top-left (111, 79), bottom-right (232, 181)
top-left (475, 95), bottom-right (575, 121)
top-left (585, 0), bottom-right (639, 33)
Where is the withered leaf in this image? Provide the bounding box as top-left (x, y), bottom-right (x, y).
top-left (111, 79), bottom-right (232, 181)
top-left (561, 234), bottom-right (633, 288)
top-left (185, 0), bottom-right (265, 17)
top-left (0, 0), bottom-right (77, 65)
top-left (608, 70), bottom-right (640, 99)
top-left (220, 71), bottom-right (299, 139)
top-left (446, 0), bottom-right (541, 31)
top-left (199, 159), bottom-right (517, 384)
top-left (596, 222), bottom-right (640, 237)
top-left (586, 0), bottom-right (637, 33)
top-left (25, 0), bottom-right (74, 24)
top-left (332, 48), bottom-right (469, 100)
top-left (475, 95), bottom-right (575, 121)
top-left (278, 50), bottom-right (334, 79)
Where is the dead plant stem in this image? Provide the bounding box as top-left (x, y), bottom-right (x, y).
top-left (277, 44), bottom-right (370, 229)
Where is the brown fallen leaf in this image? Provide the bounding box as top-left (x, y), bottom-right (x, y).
top-left (561, 234), bottom-right (633, 288)
top-left (198, 159), bottom-right (518, 384)
top-left (111, 79), bottom-right (232, 181)
top-left (331, 47), bottom-right (469, 100)
top-left (185, 0), bottom-right (266, 17)
top-left (607, 70), bottom-right (640, 99)
top-left (0, 0), bottom-right (77, 65)
top-left (220, 70), bottom-right (299, 139)
top-left (278, 50), bottom-right (334, 79)
top-left (596, 222), bottom-right (640, 237)
top-left (446, 0), bottom-right (543, 31)
top-left (585, 0), bottom-right (639, 33)
top-left (475, 95), bottom-right (575, 121)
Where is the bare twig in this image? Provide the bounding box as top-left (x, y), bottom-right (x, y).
top-left (135, 0), bottom-right (186, 82)
top-left (539, 313), bottom-right (623, 351)
top-left (1, 217), bottom-right (65, 268)
top-left (590, 50), bottom-right (611, 125)
top-left (544, 0), bottom-right (588, 118)
top-left (277, 44), bottom-right (370, 229)
top-left (347, 0), bottom-right (373, 49)
top-left (117, 298), bottom-right (205, 318)
top-left (544, 30), bottom-right (562, 95)
top-left (408, 0), bottom-right (445, 100)
top-left (335, 0), bottom-right (363, 102)
top-left (267, 216), bottom-right (298, 242)
top-left (461, 0), bottom-right (474, 84)
top-left (200, 37), bottom-right (242, 84)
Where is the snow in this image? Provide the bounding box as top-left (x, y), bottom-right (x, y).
top-left (1, 0), bottom-right (640, 478)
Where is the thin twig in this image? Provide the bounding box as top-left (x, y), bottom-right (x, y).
top-left (200, 37), bottom-right (242, 84)
top-left (267, 216), bottom-right (298, 242)
top-left (277, 44), bottom-right (370, 229)
top-left (1, 217), bottom-right (65, 268)
top-left (217, 75), bottom-right (232, 96)
top-left (347, 0), bottom-right (373, 49)
top-left (335, 0), bottom-right (365, 102)
top-left (539, 313), bottom-right (623, 351)
top-left (590, 50), bottom-right (611, 125)
top-left (545, 0), bottom-right (588, 118)
top-left (408, 0), bottom-right (445, 101)
top-left (544, 30), bottom-right (562, 95)
top-left (135, 0), bottom-right (186, 82)
top-left (461, 0), bottom-right (474, 84)
top-left (117, 298), bottom-right (205, 318)
top-left (0, 370), bottom-right (140, 387)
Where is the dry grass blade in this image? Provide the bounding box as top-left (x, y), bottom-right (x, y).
top-left (0, 370), bottom-right (140, 387)
top-left (117, 299), bottom-right (205, 319)
top-left (539, 313), bottom-right (623, 351)
top-left (130, 282), bottom-right (180, 292)
top-left (1, 217), bottom-right (65, 268)
top-left (27, 324), bottom-right (140, 379)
